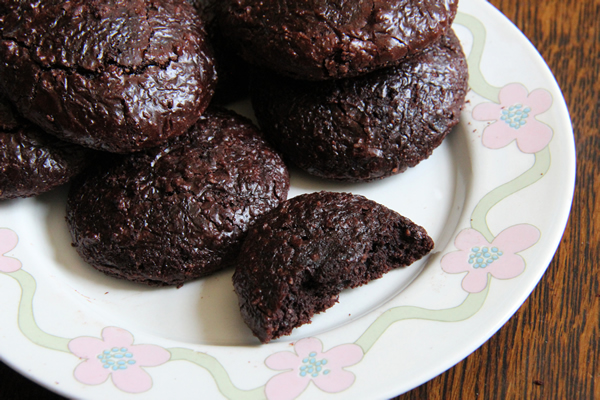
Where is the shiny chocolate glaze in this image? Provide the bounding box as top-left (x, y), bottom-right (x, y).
top-left (218, 0), bottom-right (458, 80)
top-left (0, 0), bottom-right (217, 153)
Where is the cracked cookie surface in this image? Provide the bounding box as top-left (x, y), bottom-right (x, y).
top-left (0, 93), bottom-right (93, 199)
top-left (66, 108), bottom-right (289, 286)
top-left (218, 0), bottom-right (458, 80)
top-left (251, 31), bottom-right (468, 182)
top-left (0, 0), bottom-right (216, 153)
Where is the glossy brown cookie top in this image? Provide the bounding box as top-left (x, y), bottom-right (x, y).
top-left (67, 108), bottom-right (289, 287)
top-left (251, 31), bottom-right (468, 182)
top-left (218, 0), bottom-right (458, 80)
top-left (0, 0), bottom-right (217, 153)
top-left (0, 94), bottom-right (93, 200)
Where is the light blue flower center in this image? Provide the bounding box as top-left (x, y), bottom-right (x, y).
top-left (97, 347), bottom-right (136, 371)
top-left (500, 104), bottom-right (531, 129)
top-left (299, 352), bottom-right (330, 378)
top-left (468, 247), bottom-right (503, 269)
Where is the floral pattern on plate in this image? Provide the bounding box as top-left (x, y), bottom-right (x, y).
top-left (0, 229), bottom-right (21, 273)
top-left (69, 327), bottom-right (170, 393)
top-left (473, 83), bottom-right (553, 153)
top-left (441, 225), bottom-right (541, 293)
top-left (265, 338), bottom-right (363, 400)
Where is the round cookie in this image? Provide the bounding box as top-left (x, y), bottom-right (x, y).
top-left (67, 108), bottom-right (289, 286)
top-left (251, 31), bottom-right (468, 182)
top-left (0, 94), bottom-right (93, 200)
top-left (233, 191), bottom-right (434, 343)
top-left (217, 0), bottom-right (459, 80)
top-left (0, 0), bottom-right (216, 153)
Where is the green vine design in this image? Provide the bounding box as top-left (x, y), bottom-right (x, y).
top-left (454, 12), bottom-right (502, 103)
top-left (0, 11), bottom-right (554, 400)
top-left (10, 270), bottom-right (71, 353)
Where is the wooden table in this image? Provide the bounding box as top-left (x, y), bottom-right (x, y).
top-left (1, 0), bottom-right (597, 398)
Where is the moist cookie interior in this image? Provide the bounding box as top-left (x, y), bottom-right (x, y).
top-left (233, 192), bottom-right (434, 343)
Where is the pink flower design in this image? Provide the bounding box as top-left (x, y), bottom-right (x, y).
top-left (68, 327), bottom-right (170, 393)
top-left (472, 83), bottom-right (553, 153)
top-left (0, 228), bottom-right (21, 273)
top-left (441, 224), bottom-right (540, 293)
top-left (264, 338), bottom-right (364, 400)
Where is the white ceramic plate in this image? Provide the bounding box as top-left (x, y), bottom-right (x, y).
top-left (0, 0), bottom-right (575, 398)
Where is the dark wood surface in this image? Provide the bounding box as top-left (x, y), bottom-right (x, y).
top-left (1, 0), bottom-right (598, 399)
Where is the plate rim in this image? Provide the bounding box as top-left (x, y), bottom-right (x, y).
top-left (0, 0), bottom-right (576, 398)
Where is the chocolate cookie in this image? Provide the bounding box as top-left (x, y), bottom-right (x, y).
top-left (218, 0), bottom-right (458, 80)
top-left (67, 108), bottom-right (289, 286)
top-left (232, 191), bottom-right (434, 343)
top-left (251, 31), bottom-right (468, 182)
top-left (0, 0), bottom-right (217, 153)
top-left (0, 94), bottom-right (92, 200)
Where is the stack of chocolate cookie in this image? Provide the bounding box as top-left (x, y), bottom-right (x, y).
top-left (0, 0), bottom-right (290, 286)
top-left (0, 0), bottom-right (455, 342)
top-left (209, 0), bottom-right (467, 341)
top-left (0, 0), bottom-right (219, 199)
top-left (215, 0), bottom-right (469, 181)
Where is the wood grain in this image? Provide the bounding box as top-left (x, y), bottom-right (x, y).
top-left (1, 0), bottom-right (598, 399)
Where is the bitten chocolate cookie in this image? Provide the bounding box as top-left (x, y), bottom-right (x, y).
top-left (0, 94), bottom-right (92, 200)
top-left (232, 191), bottom-right (434, 343)
top-left (0, 0), bottom-right (216, 153)
top-left (251, 31), bottom-right (468, 182)
top-left (218, 0), bottom-right (458, 80)
top-left (67, 108), bottom-right (289, 286)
